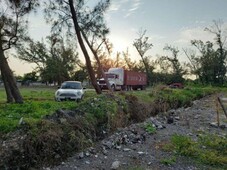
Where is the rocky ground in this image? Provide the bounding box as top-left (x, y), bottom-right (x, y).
top-left (44, 94), bottom-right (227, 170)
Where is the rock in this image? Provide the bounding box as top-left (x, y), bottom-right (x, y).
top-left (59, 118), bottom-right (67, 123)
top-left (174, 116), bottom-right (180, 120)
top-left (78, 152), bottom-right (84, 159)
top-left (194, 115), bottom-right (200, 119)
top-left (123, 148), bottom-right (131, 152)
top-left (220, 124), bottom-right (226, 129)
top-left (85, 161), bottom-right (90, 165)
top-left (115, 145), bottom-right (122, 150)
top-left (85, 152), bottom-right (90, 157)
top-left (111, 161), bottom-right (120, 169)
top-left (102, 147), bottom-right (108, 155)
top-left (167, 116), bottom-right (174, 124)
top-left (138, 151), bottom-right (145, 155)
top-left (149, 118), bottom-right (164, 129)
top-left (210, 122), bottom-right (218, 128)
top-left (18, 117), bottom-right (24, 125)
top-left (102, 141), bottom-right (113, 149)
top-left (168, 109), bottom-right (175, 115)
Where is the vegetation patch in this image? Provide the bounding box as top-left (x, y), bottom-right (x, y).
top-left (160, 156), bottom-right (176, 166)
top-left (144, 122), bottom-right (156, 134)
top-left (165, 134), bottom-right (227, 169)
top-left (0, 86), bottom-right (221, 168)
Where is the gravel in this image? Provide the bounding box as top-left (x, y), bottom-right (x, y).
top-left (45, 94), bottom-right (227, 170)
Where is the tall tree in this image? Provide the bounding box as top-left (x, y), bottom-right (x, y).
top-left (133, 29), bottom-right (153, 85)
top-left (163, 45), bottom-right (186, 83)
top-left (189, 20), bottom-right (227, 85)
top-left (17, 35), bottom-right (80, 85)
top-left (122, 48), bottom-right (137, 70)
top-left (191, 40), bottom-right (222, 84)
top-left (0, 0), bottom-right (38, 103)
top-left (204, 20), bottom-right (227, 84)
top-left (44, 0), bottom-right (111, 94)
top-left (183, 48), bottom-right (201, 80)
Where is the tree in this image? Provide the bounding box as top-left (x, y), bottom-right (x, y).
top-left (17, 35), bottom-right (80, 85)
top-left (133, 29), bottom-right (153, 85)
top-left (189, 20), bottom-right (227, 85)
top-left (0, 0), bottom-right (38, 103)
top-left (21, 71), bottom-right (38, 86)
top-left (191, 40), bottom-right (223, 84)
top-left (204, 20), bottom-right (227, 84)
top-left (73, 66), bottom-right (88, 83)
top-left (44, 0), bottom-right (111, 94)
top-left (162, 45), bottom-right (186, 83)
top-left (122, 48), bottom-right (137, 70)
top-left (183, 48), bottom-right (201, 80)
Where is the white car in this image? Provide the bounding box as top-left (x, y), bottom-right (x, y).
top-left (55, 81), bottom-right (85, 101)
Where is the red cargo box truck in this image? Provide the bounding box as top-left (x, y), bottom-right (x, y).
top-left (97, 68), bottom-right (147, 91)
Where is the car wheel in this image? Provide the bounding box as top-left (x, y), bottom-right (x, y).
top-left (111, 85), bottom-right (115, 91)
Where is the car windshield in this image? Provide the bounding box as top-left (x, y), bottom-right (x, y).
top-left (61, 82), bottom-right (82, 89)
top-left (106, 74), bottom-right (116, 79)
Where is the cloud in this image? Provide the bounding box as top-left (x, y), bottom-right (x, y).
top-left (175, 21), bottom-right (227, 46)
top-left (174, 27), bottom-right (215, 45)
top-left (108, 0), bottom-right (142, 18)
top-left (108, 0), bottom-right (129, 12)
top-left (125, 0), bottom-right (142, 18)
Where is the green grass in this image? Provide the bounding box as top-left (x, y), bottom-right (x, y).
top-left (0, 85), bottom-right (223, 135)
top-left (160, 156), bottom-right (176, 165)
top-left (0, 87), bottom-right (96, 134)
top-left (144, 122), bottom-right (156, 134)
top-left (167, 134), bottom-right (227, 168)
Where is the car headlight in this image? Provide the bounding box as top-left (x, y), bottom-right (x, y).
top-left (77, 91), bottom-right (82, 96)
top-left (56, 91), bottom-right (60, 96)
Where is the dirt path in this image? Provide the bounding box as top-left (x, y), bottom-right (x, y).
top-left (46, 94), bottom-right (227, 170)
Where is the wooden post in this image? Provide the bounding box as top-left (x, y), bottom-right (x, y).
top-left (216, 97), bottom-right (220, 127)
top-left (217, 97), bottom-right (227, 118)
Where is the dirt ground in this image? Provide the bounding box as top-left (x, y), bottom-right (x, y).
top-left (45, 94), bottom-right (227, 170)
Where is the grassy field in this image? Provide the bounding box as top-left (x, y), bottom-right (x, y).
top-left (0, 85), bottom-right (221, 134)
top-left (0, 86), bottom-right (96, 133)
top-left (1, 85), bottom-right (226, 169)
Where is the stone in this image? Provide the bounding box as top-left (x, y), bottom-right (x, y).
top-left (167, 116), bottom-right (174, 124)
top-left (102, 141), bottom-right (113, 149)
top-left (123, 148), bottom-right (131, 152)
top-left (111, 161), bottom-right (120, 169)
top-left (174, 116), bottom-right (180, 120)
top-left (220, 124), bottom-right (226, 129)
top-left (85, 161), bottom-right (90, 165)
top-left (194, 115), bottom-right (200, 119)
top-left (138, 151), bottom-right (145, 155)
top-left (78, 152), bottom-right (84, 159)
top-left (85, 152), bottom-right (90, 157)
top-left (18, 117), bottom-right (24, 125)
top-left (210, 122), bottom-right (218, 128)
top-left (116, 145), bottom-right (122, 150)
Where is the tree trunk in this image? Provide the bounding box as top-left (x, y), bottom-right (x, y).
top-left (81, 31), bottom-right (112, 92)
top-left (0, 69), bottom-right (14, 102)
top-left (141, 56), bottom-right (150, 86)
top-left (0, 39), bottom-right (23, 103)
top-left (68, 0), bottom-right (101, 94)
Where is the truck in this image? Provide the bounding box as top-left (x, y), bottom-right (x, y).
top-left (97, 68), bottom-right (147, 91)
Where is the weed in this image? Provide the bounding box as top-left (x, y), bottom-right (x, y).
top-left (144, 122), bottom-right (156, 134)
top-left (168, 134), bottom-right (227, 168)
top-left (160, 156), bottom-right (176, 165)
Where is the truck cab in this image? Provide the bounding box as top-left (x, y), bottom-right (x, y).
top-left (97, 68), bottom-right (124, 91)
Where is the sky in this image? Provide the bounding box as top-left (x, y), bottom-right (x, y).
top-left (8, 0), bottom-right (227, 75)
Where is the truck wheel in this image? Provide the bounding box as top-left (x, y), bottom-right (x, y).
top-left (111, 85), bottom-right (115, 91)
